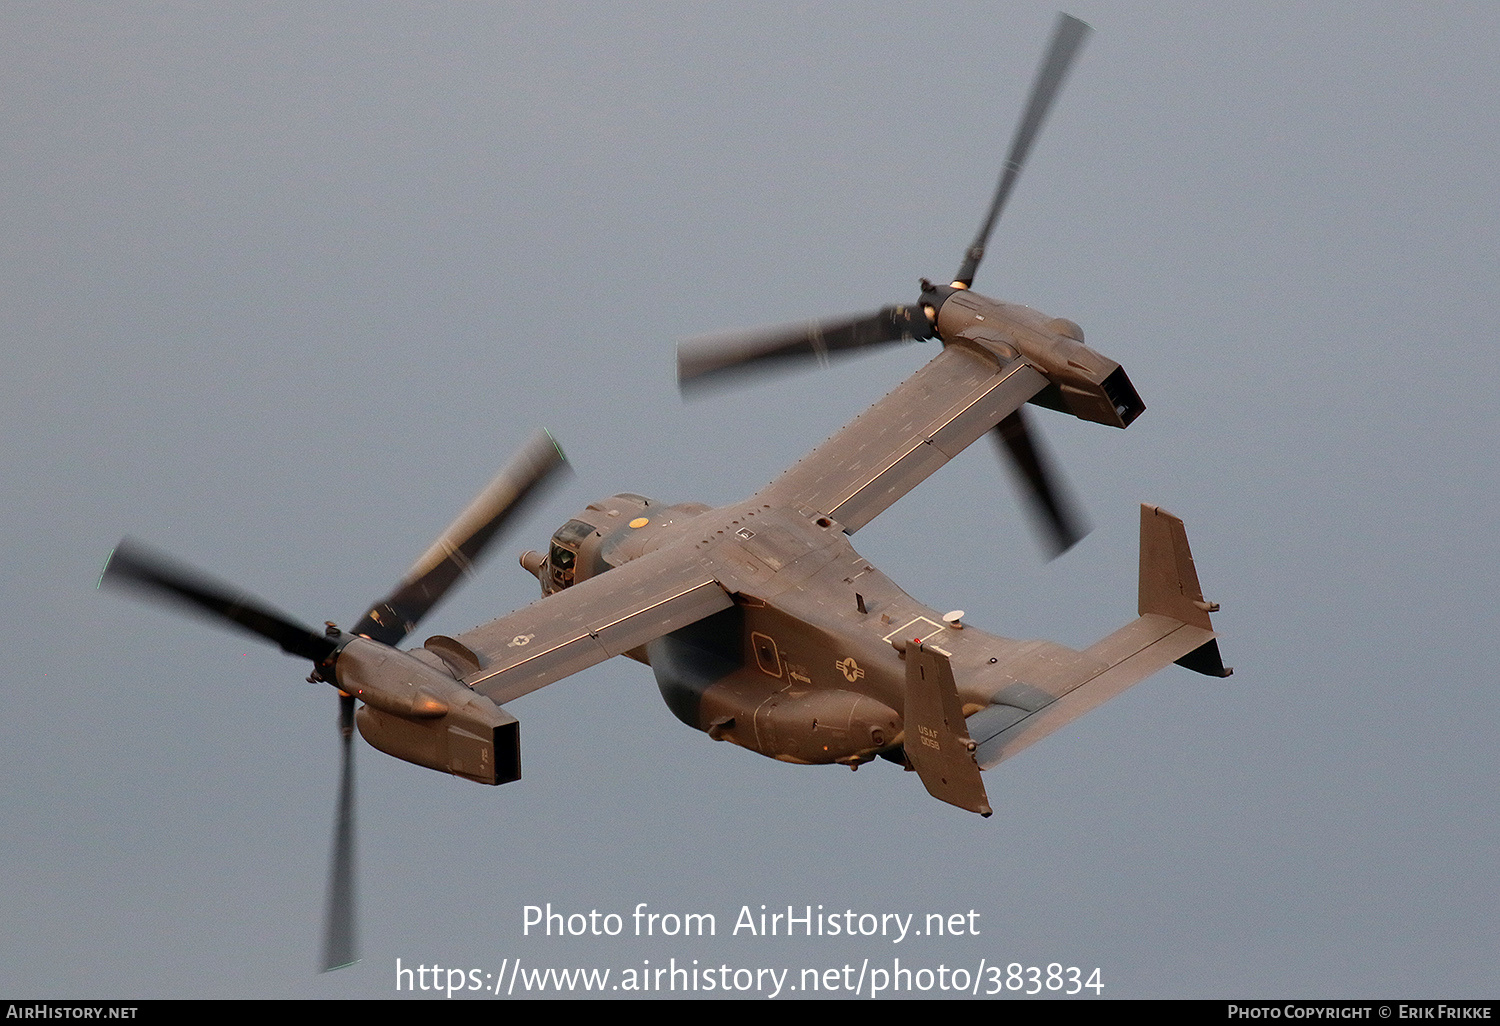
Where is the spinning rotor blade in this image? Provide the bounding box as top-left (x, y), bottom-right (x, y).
top-left (953, 13), bottom-right (1091, 288)
top-left (101, 539), bottom-right (362, 971)
top-left (675, 17), bottom-right (1097, 558)
top-left (352, 430), bottom-right (570, 646)
top-left (321, 692), bottom-right (358, 972)
top-left (993, 408), bottom-right (1089, 557)
top-left (677, 305), bottom-right (931, 394)
top-left (680, 16), bottom-right (1093, 392)
top-left (99, 539), bottom-right (337, 664)
top-left (103, 432), bottom-right (570, 976)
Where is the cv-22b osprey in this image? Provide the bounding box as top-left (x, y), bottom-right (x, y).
top-left (101, 13), bottom-right (1229, 971)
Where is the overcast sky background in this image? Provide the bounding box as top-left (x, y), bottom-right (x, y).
top-left (3, 1), bottom-right (1497, 1000)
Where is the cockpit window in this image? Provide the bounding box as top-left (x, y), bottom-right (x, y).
top-left (552, 519), bottom-right (594, 548)
top-left (548, 519), bottom-right (594, 590)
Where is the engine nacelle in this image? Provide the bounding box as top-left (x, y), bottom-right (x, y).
top-left (334, 635), bottom-right (520, 785)
top-left (935, 289), bottom-right (1145, 428)
top-left (356, 699), bottom-right (519, 786)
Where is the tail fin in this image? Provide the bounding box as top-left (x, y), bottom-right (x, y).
top-left (1140, 504), bottom-right (1213, 627)
top-left (904, 641), bottom-right (992, 817)
top-left (1139, 504), bottom-right (1231, 677)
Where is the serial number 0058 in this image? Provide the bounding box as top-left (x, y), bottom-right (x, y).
top-left (998, 963), bottom-right (1102, 995)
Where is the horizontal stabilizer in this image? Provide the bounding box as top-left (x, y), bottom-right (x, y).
top-left (968, 503), bottom-right (1227, 768)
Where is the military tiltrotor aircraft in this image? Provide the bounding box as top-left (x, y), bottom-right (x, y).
top-left (101, 14), bottom-right (1228, 972)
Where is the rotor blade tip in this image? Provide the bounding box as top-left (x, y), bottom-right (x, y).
top-left (541, 428), bottom-right (568, 464)
top-left (97, 544), bottom-right (121, 589)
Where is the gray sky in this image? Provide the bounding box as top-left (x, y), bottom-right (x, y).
top-left (3, 1), bottom-right (1497, 999)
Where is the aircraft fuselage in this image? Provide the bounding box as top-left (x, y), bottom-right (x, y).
top-left (531, 492), bottom-right (1071, 768)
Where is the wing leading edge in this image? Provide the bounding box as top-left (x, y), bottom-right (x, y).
top-left (453, 546), bottom-right (733, 705)
top-left (754, 343), bottom-right (1049, 532)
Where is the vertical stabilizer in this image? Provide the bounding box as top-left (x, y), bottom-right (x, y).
top-left (1139, 504), bottom-right (1214, 630)
top-left (1138, 504), bottom-right (1231, 677)
top-left (904, 642), bottom-right (992, 817)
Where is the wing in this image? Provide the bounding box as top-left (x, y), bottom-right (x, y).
top-left (753, 343), bottom-right (1048, 532)
top-left (451, 545), bottom-right (733, 705)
